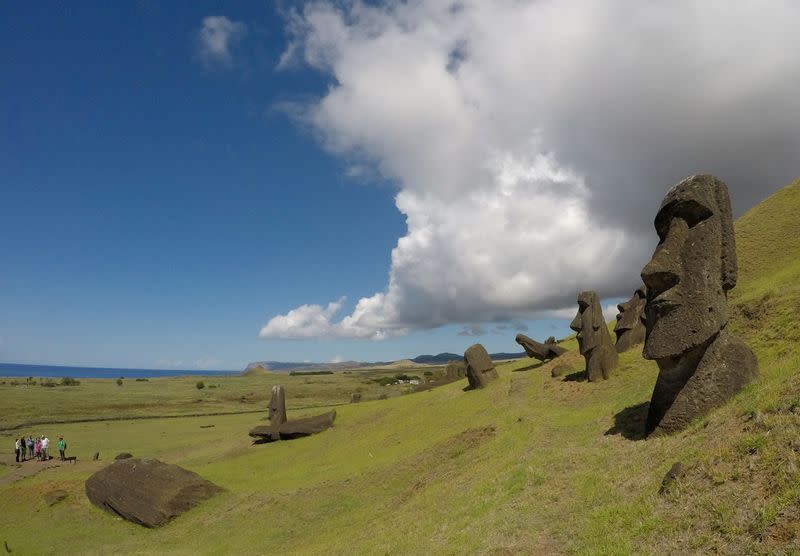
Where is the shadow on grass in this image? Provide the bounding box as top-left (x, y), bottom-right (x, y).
top-left (562, 370), bottom-right (587, 382)
top-left (605, 401), bottom-right (650, 441)
top-left (512, 361), bottom-right (545, 373)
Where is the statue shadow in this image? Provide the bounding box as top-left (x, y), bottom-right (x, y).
top-left (561, 370), bottom-right (587, 382)
top-left (512, 361), bottom-right (545, 373)
top-left (605, 401), bottom-right (650, 441)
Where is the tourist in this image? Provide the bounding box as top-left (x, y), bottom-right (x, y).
top-left (19, 436), bottom-right (26, 461)
top-left (34, 436), bottom-right (42, 461)
top-left (14, 437), bottom-right (20, 462)
top-left (41, 435), bottom-right (49, 461)
top-left (58, 436), bottom-right (67, 461)
top-left (27, 436), bottom-right (34, 461)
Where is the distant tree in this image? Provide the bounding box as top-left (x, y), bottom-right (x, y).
top-left (196, 381), bottom-right (205, 390)
top-left (116, 378), bottom-right (123, 386)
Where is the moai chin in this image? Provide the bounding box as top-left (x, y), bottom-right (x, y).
top-left (641, 174), bottom-right (758, 436)
top-left (570, 290), bottom-right (618, 381)
top-left (464, 344), bottom-right (498, 389)
top-left (614, 285), bottom-right (647, 353)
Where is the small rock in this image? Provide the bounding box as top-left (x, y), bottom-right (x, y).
top-left (659, 461), bottom-right (685, 495)
top-left (92, 452), bottom-right (100, 461)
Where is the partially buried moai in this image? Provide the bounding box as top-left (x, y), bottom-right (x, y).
top-left (464, 344), bottom-right (498, 389)
top-left (614, 285), bottom-right (647, 353)
top-left (641, 174), bottom-right (757, 436)
top-left (268, 385), bottom-right (287, 426)
top-left (570, 291), bottom-right (618, 381)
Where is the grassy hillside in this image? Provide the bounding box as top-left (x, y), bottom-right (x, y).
top-left (1, 180), bottom-right (800, 555)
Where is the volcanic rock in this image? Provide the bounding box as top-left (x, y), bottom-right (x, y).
top-left (570, 291), bottom-right (618, 381)
top-left (614, 285), bottom-right (647, 353)
top-left (642, 175), bottom-right (758, 435)
top-left (515, 333), bottom-right (567, 361)
top-left (464, 344), bottom-right (498, 389)
top-left (249, 411), bottom-right (337, 443)
top-left (85, 458), bottom-right (223, 527)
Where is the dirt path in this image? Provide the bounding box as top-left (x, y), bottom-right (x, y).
top-left (0, 454), bottom-right (93, 487)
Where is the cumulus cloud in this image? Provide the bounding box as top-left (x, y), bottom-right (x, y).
top-left (197, 16), bottom-right (247, 68)
top-left (261, 0), bottom-right (800, 340)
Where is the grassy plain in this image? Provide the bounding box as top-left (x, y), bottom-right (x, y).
top-left (1, 180), bottom-right (799, 554)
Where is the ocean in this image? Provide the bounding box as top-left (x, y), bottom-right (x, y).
top-left (0, 362), bottom-right (238, 379)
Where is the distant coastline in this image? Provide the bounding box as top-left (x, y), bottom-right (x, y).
top-left (0, 362), bottom-right (237, 379)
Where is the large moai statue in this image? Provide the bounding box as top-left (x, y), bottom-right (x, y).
top-left (570, 291), bottom-right (618, 381)
top-left (268, 385), bottom-right (287, 426)
top-left (641, 174), bottom-right (758, 436)
top-left (614, 285), bottom-right (647, 353)
top-left (445, 360), bottom-right (466, 380)
top-left (515, 333), bottom-right (567, 361)
top-left (464, 344), bottom-right (498, 389)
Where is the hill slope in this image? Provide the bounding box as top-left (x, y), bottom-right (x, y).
top-left (1, 180), bottom-right (799, 554)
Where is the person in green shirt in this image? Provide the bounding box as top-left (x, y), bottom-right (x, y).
top-left (57, 436), bottom-right (67, 461)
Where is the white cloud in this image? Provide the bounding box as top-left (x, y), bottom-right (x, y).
top-left (197, 16), bottom-right (247, 68)
top-left (262, 0), bottom-right (800, 340)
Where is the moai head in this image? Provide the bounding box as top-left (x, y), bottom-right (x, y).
top-left (641, 175), bottom-right (737, 360)
top-left (614, 285), bottom-right (646, 346)
top-left (570, 291), bottom-right (606, 355)
top-left (464, 343), bottom-right (498, 389)
top-left (269, 385), bottom-right (287, 425)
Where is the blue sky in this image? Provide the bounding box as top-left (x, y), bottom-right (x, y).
top-left (3, 2), bottom-right (797, 370)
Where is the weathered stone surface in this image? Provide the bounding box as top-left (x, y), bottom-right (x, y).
top-left (43, 490), bottom-right (68, 506)
top-left (249, 411), bottom-right (337, 443)
top-left (642, 174), bottom-right (758, 436)
top-left (614, 285), bottom-right (647, 353)
top-left (570, 291), bottom-right (618, 381)
top-left (515, 333), bottom-right (567, 361)
top-left (92, 452), bottom-right (100, 461)
top-left (445, 360), bottom-right (466, 380)
top-left (268, 385), bottom-right (287, 426)
top-left (350, 392), bottom-right (362, 403)
top-left (659, 461), bottom-right (685, 495)
top-left (85, 458), bottom-right (222, 528)
top-left (545, 336), bottom-right (557, 345)
top-left (114, 452), bottom-right (133, 460)
top-left (464, 344), bottom-right (498, 389)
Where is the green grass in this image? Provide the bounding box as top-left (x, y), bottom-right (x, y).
top-left (2, 180), bottom-right (800, 554)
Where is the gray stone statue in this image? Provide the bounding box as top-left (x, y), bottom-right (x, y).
top-left (570, 291), bottom-right (618, 381)
top-left (641, 174), bottom-right (758, 436)
top-left (464, 344), bottom-right (498, 389)
top-left (515, 333), bottom-right (566, 361)
top-left (614, 285), bottom-right (647, 353)
top-left (268, 385), bottom-right (287, 425)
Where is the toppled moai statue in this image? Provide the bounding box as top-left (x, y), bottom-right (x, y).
top-left (445, 360), bottom-right (466, 380)
top-left (249, 385), bottom-right (336, 443)
top-left (85, 458), bottom-right (222, 528)
top-left (614, 285), bottom-right (647, 353)
top-left (642, 174), bottom-right (757, 436)
top-left (515, 333), bottom-right (567, 361)
top-left (570, 291), bottom-right (618, 381)
top-left (268, 385), bottom-right (287, 425)
top-left (464, 344), bottom-right (498, 389)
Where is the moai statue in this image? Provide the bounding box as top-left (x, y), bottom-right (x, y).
top-left (642, 174), bottom-right (758, 436)
top-left (570, 291), bottom-right (618, 381)
top-left (614, 285), bottom-right (647, 353)
top-left (464, 344), bottom-right (498, 389)
top-left (268, 385), bottom-right (287, 426)
top-left (515, 333), bottom-right (567, 361)
top-left (445, 360), bottom-right (466, 380)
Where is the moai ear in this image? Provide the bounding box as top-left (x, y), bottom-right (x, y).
top-left (713, 177), bottom-right (738, 291)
